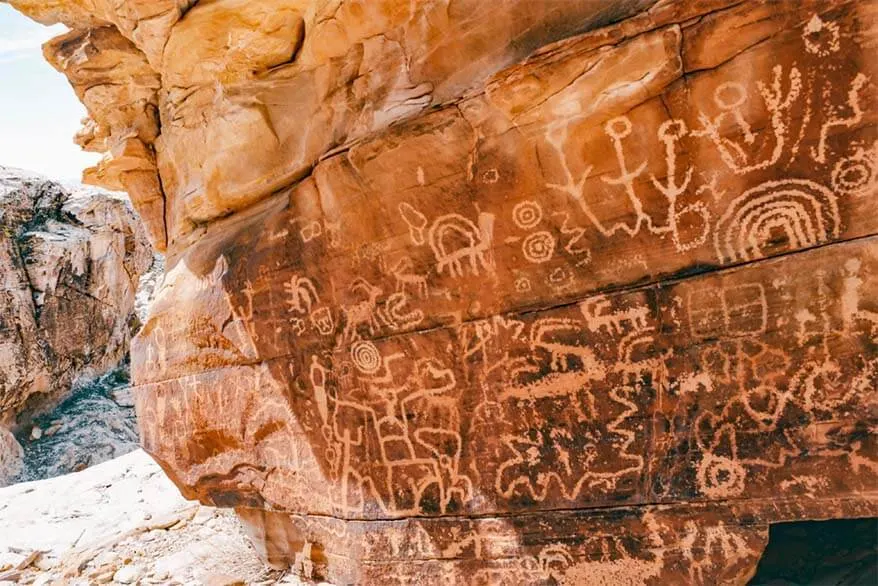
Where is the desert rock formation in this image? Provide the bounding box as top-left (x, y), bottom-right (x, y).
top-left (7, 0), bottom-right (878, 583)
top-left (0, 168), bottom-right (152, 445)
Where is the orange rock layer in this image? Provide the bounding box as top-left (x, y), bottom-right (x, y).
top-left (9, 0), bottom-right (878, 583)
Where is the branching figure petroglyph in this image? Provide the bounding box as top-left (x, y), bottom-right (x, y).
top-left (693, 67), bottom-right (801, 175)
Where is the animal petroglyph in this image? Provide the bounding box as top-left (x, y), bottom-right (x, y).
top-left (428, 212), bottom-right (496, 277)
top-left (580, 296), bottom-right (651, 336)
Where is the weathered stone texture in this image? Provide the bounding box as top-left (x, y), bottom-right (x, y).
top-left (0, 168), bottom-right (153, 435)
top-left (8, 0), bottom-right (878, 583)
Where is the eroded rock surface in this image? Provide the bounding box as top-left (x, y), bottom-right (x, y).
top-left (0, 168), bottom-right (153, 443)
top-left (8, 0), bottom-right (878, 583)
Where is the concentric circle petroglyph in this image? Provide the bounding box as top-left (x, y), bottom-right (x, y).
top-left (513, 200), bottom-right (543, 229)
top-left (351, 340), bottom-right (382, 374)
top-left (714, 179), bottom-right (840, 263)
top-left (832, 152), bottom-right (875, 197)
top-left (522, 231), bottom-right (556, 263)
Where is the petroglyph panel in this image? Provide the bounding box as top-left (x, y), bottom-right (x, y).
top-left (653, 237), bottom-right (878, 504)
top-left (117, 0), bottom-right (878, 579)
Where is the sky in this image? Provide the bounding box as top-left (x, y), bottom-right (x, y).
top-left (0, 4), bottom-right (100, 181)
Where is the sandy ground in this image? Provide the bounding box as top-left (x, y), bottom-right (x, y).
top-left (0, 450), bottom-right (311, 585)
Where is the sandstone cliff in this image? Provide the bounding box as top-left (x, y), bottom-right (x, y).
top-left (0, 168), bottom-right (153, 455)
top-left (7, 0), bottom-right (878, 583)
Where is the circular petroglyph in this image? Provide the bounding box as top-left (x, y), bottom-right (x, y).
top-left (522, 231), bottom-right (556, 264)
top-left (832, 153), bottom-right (875, 197)
top-left (351, 340), bottom-right (382, 374)
top-left (696, 454), bottom-right (746, 499)
top-left (514, 277), bottom-right (532, 292)
top-left (512, 200), bottom-right (543, 229)
top-left (482, 168), bottom-right (500, 184)
top-left (604, 116), bottom-right (633, 140)
top-left (713, 82), bottom-right (747, 110)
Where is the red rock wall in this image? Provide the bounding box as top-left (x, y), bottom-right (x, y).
top-left (11, 0), bottom-right (878, 583)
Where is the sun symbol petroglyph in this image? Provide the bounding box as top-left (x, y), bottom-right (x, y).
top-left (522, 231), bottom-right (556, 263)
top-left (351, 340), bottom-right (382, 375)
top-left (714, 179), bottom-right (840, 263)
top-left (512, 200), bottom-right (543, 229)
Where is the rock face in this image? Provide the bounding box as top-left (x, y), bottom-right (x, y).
top-left (0, 168), bottom-right (153, 439)
top-left (9, 0), bottom-right (878, 583)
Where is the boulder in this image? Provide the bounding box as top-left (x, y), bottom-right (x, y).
top-left (0, 168), bottom-right (153, 440)
top-left (7, 0), bottom-right (878, 583)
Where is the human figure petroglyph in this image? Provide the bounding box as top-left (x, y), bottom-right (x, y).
top-left (601, 116), bottom-right (650, 235)
top-left (803, 13), bottom-right (841, 57)
top-left (812, 73), bottom-right (869, 164)
top-left (309, 355), bottom-right (331, 425)
top-left (841, 257), bottom-right (878, 334)
top-left (693, 66), bottom-right (801, 175)
top-left (428, 211), bottom-right (496, 277)
top-left (714, 179), bottom-right (840, 263)
top-left (650, 119), bottom-right (711, 252)
top-left (546, 114), bottom-right (714, 251)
